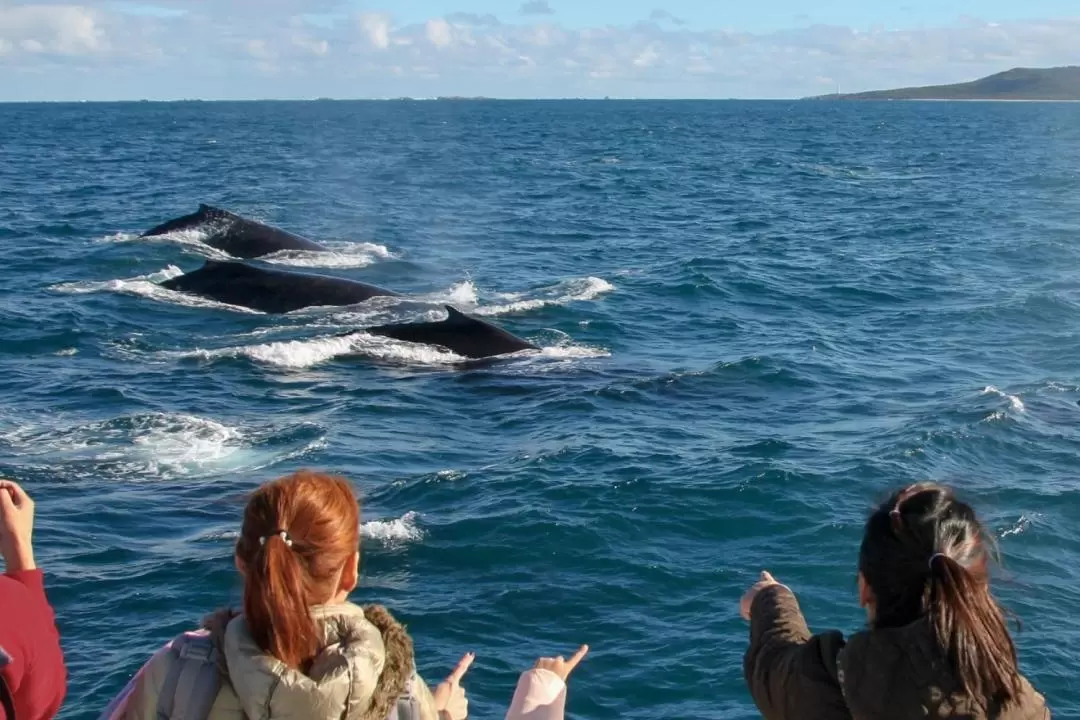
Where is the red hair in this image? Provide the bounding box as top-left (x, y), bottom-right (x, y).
top-left (235, 470), bottom-right (361, 670)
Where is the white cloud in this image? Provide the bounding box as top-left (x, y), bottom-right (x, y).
top-left (632, 43), bottom-right (660, 68)
top-left (0, 4), bottom-right (108, 56)
top-left (425, 17), bottom-right (453, 48)
top-left (357, 12), bottom-right (390, 50)
top-left (1, 2), bottom-right (1079, 100)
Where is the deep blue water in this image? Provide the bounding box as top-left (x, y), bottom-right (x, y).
top-left (2, 99), bottom-right (1080, 718)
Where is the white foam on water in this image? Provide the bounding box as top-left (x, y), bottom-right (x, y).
top-left (362, 511), bottom-right (423, 544)
top-left (982, 385), bottom-right (1025, 412)
top-left (2, 412), bottom-right (244, 479)
top-left (52, 264), bottom-right (183, 292)
top-left (200, 529), bottom-right (240, 542)
top-left (1001, 513), bottom-right (1039, 537)
top-left (1044, 381), bottom-right (1080, 393)
top-left (170, 331), bottom-right (467, 370)
top-left (259, 242), bottom-right (396, 269)
top-left (292, 294), bottom-right (408, 326)
top-left (203, 529), bottom-right (240, 540)
top-left (474, 276), bottom-right (615, 316)
top-left (535, 344), bottom-right (610, 359)
top-left (2, 412), bottom-right (327, 481)
top-left (422, 280), bottom-right (480, 307)
top-left (158, 327), bottom-right (605, 371)
top-left (198, 514), bottom-right (423, 546)
top-left (50, 265), bottom-right (264, 314)
top-left (95, 232), bottom-right (142, 244)
top-left (104, 228), bottom-right (236, 258)
top-left (400, 276), bottom-right (612, 317)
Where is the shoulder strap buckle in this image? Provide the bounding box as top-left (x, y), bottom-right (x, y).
top-left (176, 634), bottom-right (218, 664)
top-left (156, 631), bottom-right (223, 720)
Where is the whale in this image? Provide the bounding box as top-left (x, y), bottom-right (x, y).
top-left (141, 204), bottom-right (330, 258)
top-left (160, 259), bottom-right (399, 313)
top-left (360, 305), bottom-right (540, 359)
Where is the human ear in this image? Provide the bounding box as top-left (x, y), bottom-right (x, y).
top-left (858, 572), bottom-right (874, 608)
top-left (339, 550), bottom-right (360, 594)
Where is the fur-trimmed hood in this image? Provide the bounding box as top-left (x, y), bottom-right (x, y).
top-left (200, 602), bottom-right (421, 720)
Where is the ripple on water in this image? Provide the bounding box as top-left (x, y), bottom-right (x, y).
top-left (0, 100), bottom-right (1079, 719)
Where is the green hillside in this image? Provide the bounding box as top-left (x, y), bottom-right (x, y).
top-left (807, 66), bottom-right (1080, 101)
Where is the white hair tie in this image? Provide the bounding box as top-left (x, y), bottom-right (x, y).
top-left (259, 529), bottom-right (293, 547)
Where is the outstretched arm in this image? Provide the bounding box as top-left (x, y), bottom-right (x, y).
top-left (742, 579), bottom-right (850, 720)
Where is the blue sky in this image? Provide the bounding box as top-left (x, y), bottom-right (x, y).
top-left (1, 1), bottom-right (1078, 101)
top-left (380, 0), bottom-right (1080, 33)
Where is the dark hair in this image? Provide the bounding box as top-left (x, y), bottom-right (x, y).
top-left (858, 482), bottom-right (1022, 710)
top-left (235, 470), bottom-right (360, 671)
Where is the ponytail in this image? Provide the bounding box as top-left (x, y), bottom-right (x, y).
top-left (235, 471), bottom-right (361, 672)
top-left (927, 553), bottom-right (1023, 710)
top-left (860, 483), bottom-right (1025, 711)
top-left (243, 532), bottom-right (320, 670)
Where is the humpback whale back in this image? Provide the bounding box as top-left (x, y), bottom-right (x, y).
top-left (366, 305), bottom-right (539, 359)
top-left (139, 204), bottom-right (233, 237)
top-left (139, 204), bottom-right (330, 258)
top-left (160, 259), bottom-right (399, 313)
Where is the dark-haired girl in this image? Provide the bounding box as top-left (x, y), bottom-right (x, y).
top-left (741, 482), bottom-right (1051, 719)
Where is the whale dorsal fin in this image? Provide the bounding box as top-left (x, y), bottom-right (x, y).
top-left (444, 305), bottom-right (472, 323)
top-left (198, 204), bottom-right (231, 219)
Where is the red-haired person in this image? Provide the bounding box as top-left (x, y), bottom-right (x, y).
top-left (104, 471), bottom-right (470, 720)
top-left (101, 470), bottom-right (589, 720)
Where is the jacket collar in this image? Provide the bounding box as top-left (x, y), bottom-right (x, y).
top-left (201, 602), bottom-right (415, 720)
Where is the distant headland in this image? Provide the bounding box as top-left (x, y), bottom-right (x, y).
top-left (806, 66), bottom-right (1080, 101)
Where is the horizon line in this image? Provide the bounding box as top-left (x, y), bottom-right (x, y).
top-left (4, 97), bottom-right (1080, 105)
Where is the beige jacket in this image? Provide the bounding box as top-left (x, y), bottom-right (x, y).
top-left (120, 602), bottom-right (440, 720)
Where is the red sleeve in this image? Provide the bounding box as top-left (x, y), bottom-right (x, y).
top-left (0, 570), bottom-right (67, 720)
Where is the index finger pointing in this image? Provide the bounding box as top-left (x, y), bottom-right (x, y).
top-left (564, 644), bottom-right (589, 673)
top-left (447, 652), bottom-right (475, 684)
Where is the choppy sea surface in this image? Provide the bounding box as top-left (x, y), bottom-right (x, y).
top-left (1, 99), bottom-right (1079, 718)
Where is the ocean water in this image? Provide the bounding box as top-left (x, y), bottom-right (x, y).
top-left (1, 99), bottom-right (1079, 718)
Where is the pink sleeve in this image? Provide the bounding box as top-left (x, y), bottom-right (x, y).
top-left (504, 668), bottom-right (567, 720)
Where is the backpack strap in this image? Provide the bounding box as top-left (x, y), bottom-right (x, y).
top-left (0, 675), bottom-right (13, 720)
top-left (384, 673), bottom-right (422, 720)
top-left (0, 645), bottom-right (14, 720)
top-left (156, 632), bottom-right (222, 720)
